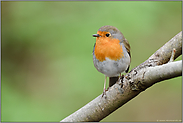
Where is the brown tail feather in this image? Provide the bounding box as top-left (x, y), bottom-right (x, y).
top-left (109, 77), bottom-right (118, 87)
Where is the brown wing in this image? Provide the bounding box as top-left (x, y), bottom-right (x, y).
top-left (123, 38), bottom-right (131, 73)
top-left (123, 38), bottom-right (131, 58)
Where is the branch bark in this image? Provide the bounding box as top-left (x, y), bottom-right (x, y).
top-left (61, 31), bottom-right (182, 122)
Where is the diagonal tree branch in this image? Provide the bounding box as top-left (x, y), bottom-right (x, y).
top-left (61, 31), bottom-right (182, 122)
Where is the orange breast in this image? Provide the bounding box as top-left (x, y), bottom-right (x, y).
top-left (94, 36), bottom-right (124, 62)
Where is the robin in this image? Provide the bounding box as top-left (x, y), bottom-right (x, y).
top-left (92, 25), bottom-right (131, 97)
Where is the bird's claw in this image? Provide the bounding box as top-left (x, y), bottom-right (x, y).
top-left (119, 74), bottom-right (124, 88)
top-left (102, 89), bottom-right (106, 97)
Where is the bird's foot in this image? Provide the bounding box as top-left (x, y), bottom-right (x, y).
top-left (119, 74), bottom-right (124, 88)
top-left (102, 88), bottom-right (107, 98)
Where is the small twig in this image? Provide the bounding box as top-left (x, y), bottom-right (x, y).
top-left (168, 48), bottom-right (176, 63)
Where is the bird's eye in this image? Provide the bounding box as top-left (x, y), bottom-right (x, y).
top-left (106, 33), bottom-right (110, 37)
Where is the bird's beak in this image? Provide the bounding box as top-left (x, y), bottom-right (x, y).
top-left (92, 34), bottom-right (100, 37)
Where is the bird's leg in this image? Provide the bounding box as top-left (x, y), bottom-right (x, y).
top-left (120, 74), bottom-right (125, 88)
top-left (118, 73), bottom-right (122, 81)
top-left (102, 76), bottom-right (107, 97)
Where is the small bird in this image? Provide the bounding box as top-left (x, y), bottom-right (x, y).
top-left (92, 25), bottom-right (131, 97)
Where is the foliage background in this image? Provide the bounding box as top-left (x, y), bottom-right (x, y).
top-left (2, 1), bottom-right (182, 122)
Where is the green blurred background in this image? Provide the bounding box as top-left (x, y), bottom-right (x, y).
top-left (1, 1), bottom-right (182, 122)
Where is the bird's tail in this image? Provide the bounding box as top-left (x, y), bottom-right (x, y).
top-left (109, 77), bottom-right (118, 87)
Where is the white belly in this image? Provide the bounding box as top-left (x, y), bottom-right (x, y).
top-left (93, 50), bottom-right (130, 77)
